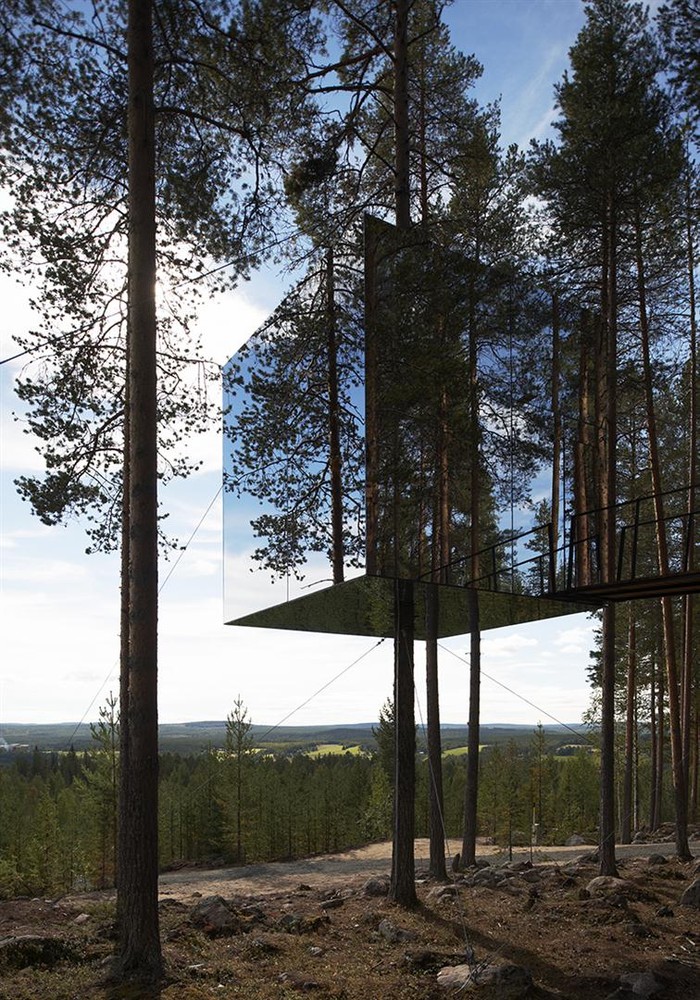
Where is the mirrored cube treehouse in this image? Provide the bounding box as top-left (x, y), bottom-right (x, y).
top-left (223, 216), bottom-right (601, 639)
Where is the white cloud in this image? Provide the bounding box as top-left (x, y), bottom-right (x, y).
top-left (482, 633), bottom-right (539, 657)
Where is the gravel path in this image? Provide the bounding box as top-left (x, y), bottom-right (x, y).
top-left (157, 837), bottom-right (689, 900)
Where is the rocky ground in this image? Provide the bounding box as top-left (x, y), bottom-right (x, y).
top-left (1, 839), bottom-right (699, 1000)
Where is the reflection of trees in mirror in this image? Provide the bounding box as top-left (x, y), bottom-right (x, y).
top-left (223, 248), bottom-right (365, 583)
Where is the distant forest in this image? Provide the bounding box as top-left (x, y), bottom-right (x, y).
top-left (0, 704), bottom-right (676, 899)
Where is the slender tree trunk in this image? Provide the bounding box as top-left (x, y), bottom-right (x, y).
top-left (691, 702), bottom-right (699, 822)
top-left (634, 197), bottom-right (691, 861)
top-left (598, 193), bottom-right (618, 878)
top-left (682, 164), bottom-right (697, 822)
top-left (387, 0), bottom-right (416, 909)
top-left (117, 364), bottom-right (130, 926)
top-left (326, 248), bottom-right (344, 584)
top-left (364, 217), bottom-right (379, 575)
top-left (574, 313), bottom-right (593, 587)
top-left (622, 609), bottom-right (636, 843)
top-left (649, 649), bottom-right (657, 829)
top-left (390, 579), bottom-right (417, 906)
top-left (114, 0), bottom-right (162, 979)
top-left (425, 585), bottom-right (446, 880)
top-left (393, 0), bottom-right (410, 232)
top-left (461, 588), bottom-right (481, 867)
top-left (654, 640), bottom-right (665, 831)
top-left (551, 292), bottom-right (562, 579)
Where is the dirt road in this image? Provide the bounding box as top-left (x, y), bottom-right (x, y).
top-left (158, 837), bottom-right (688, 900)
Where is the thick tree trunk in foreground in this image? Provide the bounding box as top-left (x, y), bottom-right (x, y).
top-left (114, 0), bottom-right (162, 980)
top-left (461, 588), bottom-right (481, 867)
top-left (390, 579), bottom-right (417, 907)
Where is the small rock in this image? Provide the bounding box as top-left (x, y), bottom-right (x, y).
top-left (320, 897), bottom-right (344, 911)
top-left (679, 878), bottom-right (700, 909)
top-left (566, 833), bottom-right (587, 846)
top-left (647, 854), bottom-right (667, 865)
top-left (427, 884), bottom-right (459, 902)
top-left (405, 949), bottom-right (474, 970)
top-left (587, 876), bottom-right (628, 896)
top-left (278, 970), bottom-right (320, 990)
top-left (619, 970), bottom-right (664, 997)
top-left (190, 896), bottom-right (244, 937)
top-left (308, 946), bottom-right (323, 957)
top-left (362, 874), bottom-right (390, 897)
top-left (297, 883), bottom-right (312, 892)
top-left (518, 869), bottom-right (542, 884)
top-left (437, 960), bottom-right (532, 996)
top-left (72, 913), bottom-right (90, 925)
top-left (277, 913), bottom-right (327, 935)
top-left (437, 964), bottom-right (473, 989)
top-left (378, 918), bottom-right (417, 944)
top-left (248, 935), bottom-right (279, 954)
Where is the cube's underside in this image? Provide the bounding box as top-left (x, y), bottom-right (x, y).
top-left (225, 575), bottom-right (600, 639)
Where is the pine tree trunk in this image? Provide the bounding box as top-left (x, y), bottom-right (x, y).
top-left (425, 585), bottom-right (447, 880)
top-left (574, 314), bottom-right (592, 586)
top-left (682, 164), bottom-right (697, 821)
top-left (393, 0), bottom-right (410, 232)
top-left (461, 588), bottom-right (481, 867)
top-left (649, 649), bottom-right (657, 829)
top-left (551, 292), bottom-right (562, 578)
top-left (114, 0), bottom-right (162, 980)
top-left (364, 218), bottom-right (379, 575)
top-left (654, 641), bottom-right (665, 831)
top-left (326, 248), bottom-right (344, 584)
top-left (598, 192), bottom-right (618, 878)
top-left (387, 0), bottom-right (416, 909)
top-left (390, 578), bottom-right (417, 906)
top-left (117, 364), bottom-right (130, 926)
top-left (622, 610), bottom-right (636, 843)
top-left (634, 197), bottom-right (691, 861)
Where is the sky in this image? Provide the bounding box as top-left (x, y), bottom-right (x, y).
top-left (0, 0), bottom-right (610, 731)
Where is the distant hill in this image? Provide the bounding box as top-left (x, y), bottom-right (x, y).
top-left (0, 719), bottom-right (591, 756)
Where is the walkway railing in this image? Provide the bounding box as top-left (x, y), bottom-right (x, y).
top-left (421, 483), bottom-right (699, 603)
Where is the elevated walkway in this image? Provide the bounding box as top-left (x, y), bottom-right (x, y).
top-left (227, 484), bottom-right (698, 639)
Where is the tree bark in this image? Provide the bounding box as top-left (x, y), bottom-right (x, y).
top-left (622, 609), bottom-right (636, 843)
top-left (363, 216), bottom-right (379, 575)
top-left (461, 588), bottom-right (481, 867)
top-left (114, 0), bottom-right (162, 980)
top-left (649, 649), bottom-right (658, 829)
top-left (598, 191), bottom-right (618, 878)
top-left (393, 0), bottom-right (410, 231)
top-left (325, 248), bottom-right (344, 584)
top-left (634, 197), bottom-right (691, 861)
top-left (654, 637), bottom-right (665, 831)
top-left (682, 163), bottom-right (697, 822)
top-left (551, 292), bottom-right (562, 580)
top-left (390, 578), bottom-right (417, 907)
top-left (425, 585), bottom-right (447, 880)
top-left (573, 312), bottom-right (593, 587)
